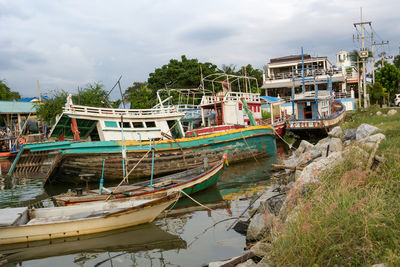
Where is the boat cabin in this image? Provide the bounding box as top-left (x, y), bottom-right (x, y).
top-left (49, 95), bottom-right (185, 142)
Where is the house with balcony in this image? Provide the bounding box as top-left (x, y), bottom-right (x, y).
top-left (261, 50), bottom-right (358, 111)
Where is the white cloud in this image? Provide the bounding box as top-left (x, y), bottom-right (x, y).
top-left (0, 0), bottom-right (399, 98)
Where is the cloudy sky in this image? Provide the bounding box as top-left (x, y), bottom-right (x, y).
top-left (1, 0), bottom-right (399, 99)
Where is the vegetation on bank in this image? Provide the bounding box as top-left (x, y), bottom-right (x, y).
top-left (267, 106), bottom-right (400, 266)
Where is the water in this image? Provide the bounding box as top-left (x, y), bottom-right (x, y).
top-left (0, 150), bottom-right (285, 266)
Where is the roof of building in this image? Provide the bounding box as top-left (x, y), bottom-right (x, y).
top-left (260, 96), bottom-right (284, 103)
top-left (0, 101), bottom-right (36, 114)
top-left (20, 96), bottom-right (49, 102)
top-left (269, 54), bottom-right (328, 64)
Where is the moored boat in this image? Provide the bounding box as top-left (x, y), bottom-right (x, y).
top-left (52, 152), bottom-right (228, 206)
top-left (0, 191), bottom-right (180, 245)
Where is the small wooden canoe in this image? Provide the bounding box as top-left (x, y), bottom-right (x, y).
top-left (0, 191), bottom-right (180, 245)
top-left (53, 152), bottom-right (228, 206)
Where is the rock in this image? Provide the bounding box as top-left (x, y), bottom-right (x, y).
top-left (209, 256), bottom-right (242, 267)
top-left (295, 140), bottom-right (314, 157)
top-left (328, 138), bottom-right (343, 154)
top-left (256, 257), bottom-right (271, 267)
top-left (361, 133), bottom-right (386, 148)
top-left (250, 241), bottom-right (270, 258)
top-left (376, 111), bottom-right (382, 116)
top-left (388, 109), bottom-right (397, 116)
top-left (237, 259), bottom-right (257, 267)
top-left (246, 212), bottom-right (275, 241)
top-left (371, 264), bottom-right (387, 267)
top-left (343, 129), bottom-right (356, 141)
top-left (233, 220), bottom-right (250, 235)
top-left (356, 123), bottom-right (380, 141)
top-left (328, 126), bottom-right (343, 138)
top-left (284, 156), bottom-right (297, 168)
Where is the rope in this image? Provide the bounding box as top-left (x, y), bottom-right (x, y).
top-left (239, 131), bottom-right (259, 163)
top-left (106, 121), bottom-right (179, 201)
top-left (179, 189), bottom-right (230, 217)
top-left (273, 127), bottom-right (294, 150)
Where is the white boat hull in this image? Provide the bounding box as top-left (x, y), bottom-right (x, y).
top-left (0, 192), bottom-right (179, 245)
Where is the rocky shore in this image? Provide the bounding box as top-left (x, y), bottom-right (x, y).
top-left (209, 112), bottom-right (395, 267)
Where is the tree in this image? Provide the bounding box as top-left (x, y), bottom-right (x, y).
top-left (394, 55), bottom-right (400, 70)
top-left (375, 63), bottom-right (400, 102)
top-left (124, 82), bottom-right (154, 109)
top-left (367, 82), bottom-right (387, 105)
top-left (0, 80), bottom-right (21, 100)
top-left (147, 55), bottom-right (219, 93)
top-left (221, 64), bottom-right (237, 74)
top-left (75, 83), bottom-right (109, 107)
top-left (35, 82), bottom-right (109, 125)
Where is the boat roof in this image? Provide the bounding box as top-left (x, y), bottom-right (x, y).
top-left (0, 101), bottom-right (36, 114)
top-left (260, 96), bottom-right (284, 103)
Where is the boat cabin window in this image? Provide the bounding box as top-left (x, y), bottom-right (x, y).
top-left (119, 122), bottom-right (131, 128)
top-left (104, 121), bottom-right (118, 128)
top-left (132, 122), bottom-right (144, 128)
top-left (145, 121), bottom-right (156, 128)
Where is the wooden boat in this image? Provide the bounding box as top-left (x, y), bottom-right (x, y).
top-left (0, 191), bottom-right (180, 245)
top-left (8, 76), bottom-right (276, 183)
top-left (0, 223), bottom-right (186, 265)
top-left (53, 152), bottom-right (228, 206)
top-left (285, 49), bottom-right (346, 137)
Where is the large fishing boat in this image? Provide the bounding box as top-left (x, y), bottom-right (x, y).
top-left (285, 49), bottom-right (346, 136)
top-left (9, 89), bottom-right (276, 183)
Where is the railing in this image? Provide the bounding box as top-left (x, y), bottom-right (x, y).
top-left (201, 92), bottom-right (261, 105)
top-left (63, 105), bottom-right (181, 117)
top-left (267, 69), bottom-right (343, 81)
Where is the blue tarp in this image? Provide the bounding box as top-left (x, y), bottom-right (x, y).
top-left (260, 96), bottom-right (283, 103)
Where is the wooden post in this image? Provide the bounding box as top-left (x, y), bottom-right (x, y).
top-left (70, 118), bottom-right (80, 141)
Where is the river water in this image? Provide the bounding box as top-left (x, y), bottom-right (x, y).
top-left (0, 146), bottom-right (286, 267)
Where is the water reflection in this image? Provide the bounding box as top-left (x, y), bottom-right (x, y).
top-left (0, 223), bottom-right (186, 266)
top-left (0, 144), bottom-right (286, 266)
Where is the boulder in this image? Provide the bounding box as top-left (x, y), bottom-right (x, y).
top-left (237, 259), bottom-right (257, 267)
top-left (376, 111), bottom-right (382, 116)
top-left (328, 126), bottom-right (343, 138)
top-left (356, 124), bottom-right (380, 141)
top-left (388, 109), bottom-right (397, 116)
top-left (328, 138), bottom-right (343, 154)
top-left (361, 133), bottom-right (386, 148)
top-left (246, 212), bottom-right (275, 241)
top-left (312, 137), bottom-right (342, 157)
top-left (295, 140), bottom-right (314, 157)
top-left (250, 241), bottom-right (271, 258)
top-left (257, 194), bottom-right (286, 216)
top-left (343, 129), bottom-right (356, 141)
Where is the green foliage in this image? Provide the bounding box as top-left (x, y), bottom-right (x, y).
top-left (124, 82), bottom-right (154, 109)
top-left (269, 107), bottom-right (400, 266)
top-left (0, 80), bottom-right (20, 100)
top-left (261, 110), bottom-right (271, 120)
top-left (394, 55), bottom-right (400, 70)
top-left (375, 63), bottom-right (400, 99)
top-left (35, 90), bottom-right (69, 125)
top-left (147, 55), bottom-right (219, 93)
top-left (75, 83), bottom-right (108, 107)
top-left (367, 82), bottom-right (387, 105)
top-left (35, 83), bottom-right (109, 125)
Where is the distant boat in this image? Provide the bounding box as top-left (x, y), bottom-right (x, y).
top-left (0, 191), bottom-right (180, 245)
top-left (52, 152), bottom-right (228, 206)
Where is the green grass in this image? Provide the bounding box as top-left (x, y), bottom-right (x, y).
top-left (267, 106), bottom-right (400, 266)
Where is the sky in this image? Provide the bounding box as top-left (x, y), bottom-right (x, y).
top-left (1, 0), bottom-right (399, 99)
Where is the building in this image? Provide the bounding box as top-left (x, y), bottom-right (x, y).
top-left (261, 50), bottom-right (358, 111)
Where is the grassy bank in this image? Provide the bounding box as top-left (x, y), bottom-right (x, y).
top-left (267, 106), bottom-right (400, 266)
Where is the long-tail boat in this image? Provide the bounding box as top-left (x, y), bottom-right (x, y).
top-left (0, 191), bottom-right (180, 245)
top-left (53, 152), bottom-right (228, 206)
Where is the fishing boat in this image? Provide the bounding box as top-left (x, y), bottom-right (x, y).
top-left (0, 191), bottom-right (180, 245)
top-left (0, 223), bottom-right (186, 265)
top-left (52, 152), bottom-right (228, 206)
top-left (8, 76), bottom-right (276, 183)
top-left (285, 48), bottom-right (346, 136)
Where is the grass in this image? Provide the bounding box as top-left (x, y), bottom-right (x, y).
top-left (267, 106), bottom-right (400, 266)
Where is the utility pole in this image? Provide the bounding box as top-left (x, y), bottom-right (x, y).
top-left (353, 8), bottom-right (372, 108)
top-left (371, 41), bottom-right (389, 84)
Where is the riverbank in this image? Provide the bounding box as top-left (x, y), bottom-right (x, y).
top-left (227, 106), bottom-right (400, 266)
